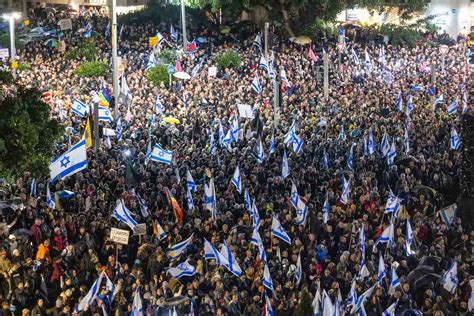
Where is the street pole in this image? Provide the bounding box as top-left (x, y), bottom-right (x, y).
top-left (323, 52), bottom-right (329, 101)
top-left (264, 22), bottom-right (269, 59)
top-left (180, 0), bottom-right (187, 49)
top-left (22, 0), bottom-right (27, 17)
top-left (273, 77), bottom-right (279, 129)
top-left (111, 0), bottom-right (119, 119)
top-left (9, 17), bottom-right (15, 61)
top-left (430, 63), bottom-right (436, 105)
top-left (94, 101), bottom-right (99, 152)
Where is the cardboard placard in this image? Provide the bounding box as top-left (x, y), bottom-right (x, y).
top-left (208, 66), bottom-right (217, 77)
top-left (134, 223), bottom-right (147, 236)
top-left (58, 19), bottom-right (72, 31)
top-left (149, 36), bottom-right (158, 48)
top-left (237, 104), bottom-right (254, 119)
top-left (0, 48), bottom-right (9, 59)
top-left (110, 227), bottom-right (129, 245)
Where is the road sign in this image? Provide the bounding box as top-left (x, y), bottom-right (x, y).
top-left (110, 227), bottom-right (129, 245)
top-left (168, 65), bottom-right (175, 75)
top-left (440, 45), bottom-right (449, 55)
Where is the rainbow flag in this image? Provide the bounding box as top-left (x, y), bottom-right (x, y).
top-left (165, 188), bottom-right (184, 224)
top-left (99, 87), bottom-right (110, 107)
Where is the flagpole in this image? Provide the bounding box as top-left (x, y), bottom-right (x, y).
top-left (112, 0), bottom-right (119, 119)
top-left (323, 52), bottom-right (329, 101)
top-left (264, 22), bottom-right (269, 59)
top-left (430, 63), bottom-right (436, 105)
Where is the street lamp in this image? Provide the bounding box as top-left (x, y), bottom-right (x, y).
top-left (180, 0), bottom-right (187, 49)
top-left (2, 12), bottom-right (21, 61)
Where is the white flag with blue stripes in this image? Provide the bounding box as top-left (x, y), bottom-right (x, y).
top-left (385, 192), bottom-right (401, 215)
top-left (154, 95), bottom-right (163, 114)
top-left (46, 183), bottom-right (55, 210)
top-left (388, 267), bottom-right (400, 294)
top-left (442, 262), bottom-right (458, 294)
top-left (146, 52), bottom-right (157, 71)
top-left (351, 47), bottom-right (360, 65)
top-left (404, 127), bottom-right (410, 155)
top-left (219, 240), bottom-right (242, 277)
top-left (281, 150), bottom-right (290, 179)
top-left (116, 116), bottom-right (123, 142)
top-left (50, 138), bottom-right (88, 182)
top-left (322, 194), bottom-right (330, 224)
top-left (281, 68), bottom-right (289, 86)
top-left (150, 144), bottom-right (173, 164)
top-left (168, 234), bottom-right (193, 258)
top-left (396, 91), bottom-right (403, 112)
top-left (75, 272), bottom-right (104, 312)
top-left (167, 261), bottom-right (196, 279)
top-left (130, 288), bottom-right (143, 316)
top-left (375, 221), bottom-right (394, 246)
top-left (340, 177), bottom-right (350, 205)
top-left (377, 254), bottom-right (386, 285)
top-left (204, 239), bottom-right (228, 266)
top-left (406, 95), bottom-right (413, 115)
top-left (186, 169), bottom-right (196, 192)
top-left (295, 252), bottom-right (302, 286)
top-left (406, 220), bottom-right (415, 256)
top-left (250, 228), bottom-right (267, 262)
top-left (259, 55), bottom-right (269, 72)
top-left (231, 165), bottom-right (242, 194)
top-left (447, 97), bottom-right (458, 116)
top-left (112, 199), bottom-right (137, 231)
top-left (265, 293), bottom-right (274, 316)
top-left (98, 106), bottom-right (113, 123)
top-left (263, 263), bottom-right (274, 291)
top-left (383, 301), bottom-right (397, 316)
top-left (387, 141), bottom-right (397, 166)
top-left (72, 98), bottom-right (89, 118)
top-left (451, 128), bottom-right (460, 150)
top-left (251, 76), bottom-right (262, 94)
top-left (380, 131), bottom-right (390, 156)
top-left (440, 203), bottom-right (457, 226)
top-left (271, 216), bottom-right (291, 244)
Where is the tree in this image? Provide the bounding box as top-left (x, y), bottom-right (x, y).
top-left (349, 0), bottom-right (431, 19)
top-left (294, 288), bottom-right (314, 316)
top-left (0, 87), bottom-right (64, 179)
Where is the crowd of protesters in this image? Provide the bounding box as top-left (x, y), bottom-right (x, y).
top-left (0, 6), bottom-right (473, 316)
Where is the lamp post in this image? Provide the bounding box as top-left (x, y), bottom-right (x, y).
top-left (111, 0), bottom-right (119, 119)
top-left (2, 12), bottom-right (21, 61)
top-left (180, 0), bottom-right (187, 49)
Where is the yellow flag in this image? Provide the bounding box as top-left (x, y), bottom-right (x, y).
top-left (84, 116), bottom-right (92, 148)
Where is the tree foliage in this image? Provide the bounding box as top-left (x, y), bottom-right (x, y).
top-left (147, 64), bottom-right (171, 87)
top-left (0, 87), bottom-right (64, 178)
top-left (159, 49), bottom-right (177, 65)
top-left (216, 50), bottom-right (241, 69)
top-left (74, 61), bottom-right (108, 78)
top-left (294, 288), bottom-right (314, 316)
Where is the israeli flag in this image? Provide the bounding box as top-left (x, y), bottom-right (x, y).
top-left (218, 121), bottom-right (225, 146)
top-left (220, 240), bottom-right (242, 277)
top-left (406, 95), bottom-right (413, 115)
top-left (231, 165), bottom-right (242, 194)
top-left (450, 128), bottom-right (460, 150)
top-left (30, 178), bottom-right (37, 197)
top-left (263, 263), bottom-right (274, 291)
top-left (209, 131), bottom-right (216, 155)
top-left (340, 177), bottom-right (350, 205)
top-left (253, 34), bottom-right (262, 51)
top-left (170, 24), bottom-right (178, 42)
top-left (75, 272), bottom-right (104, 312)
top-left (322, 148), bottom-right (329, 169)
top-left (364, 50), bottom-right (372, 74)
top-left (281, 150), bottom-right (290, 179)
top-left (385, 193), bottom-right (401, 215)
top-left (383, 302), bottom-right (397, 316)
top-left (396, 91), bottom-right (403, 112)
top-left (204, 179), bottom-right (217, 221)
top-left (112, 199), bottom-right (137, 231)
top-left (167, 261), bottom-right (196, 279)
top-left (150, 144), bottom-right (173, 164)
top-left (186, 170), bottom-right (196, 192)
top-left (168, 234), bottom-right (193, 258)
top-left (281, 69), bottom-right (289, 86)
top-left (157, 32), bottom-right (165, 45)
top-left (130, 288), bottom-right (143, 316)
top-left (387, 141), bottom-right (397, 166)
top-left (146, 52), bottom-right (157, 71)
top-left (312, 286), bottom-right (321, 316)
top-left (251, 200), bottom-right (261, 229)
top-left (250, 228), bottom-right (267, 262)
top-left (295, 252), bottom-right (302, 286)
top-left (244, 189), bottom-right (251, 211)
top-left (204, 239), bottom-right (225, 265)
top-left (388, 267), bottom-right (400, 294)
top-left (350, 285), bottom-right (375, 314)
top-left (442, 262), bottom-right (458, 294)
top-left (72, 98), bottom-right (89, 118)
top-left (359, 226), bottom-right (366, 264)
top-left (98, 106), bottom-right (113, 123)
top-left (271, 216), bottom-right (291, 244)
top-left (191, 59), bottom-right (204, 78)
top-left (406, 220), bottom-right (415, 256)
top-left (186, 188), bottom-right (194, 210)
top-left (322, 194), bottom-right (330, 224)
top-left (440, 203), bottom-right (457, 226)
top-left (410, 84), bottom-right (424, 92)
top-left (256, 138), bottom-right (265, 163)
top-left (380, 132), bottom-right (390, 156)
top-left (347, 144), bottom-right (354, 170)
top-left (251, 76), bottom-right (262, 94)
top-left (264, 293), bottom-right (274, 316)
top-left (154, 95), bottom-right (163, 114)
top-left (447, 97), bottom-right (458, 116)
top-left (50, 138), bottom-right (88, 182)
top-left (144, 142), bottom-right (152, 166)
top-left (462, 92), bottom-right (468, 114)
top-left (368, 128), bottom-right (376, 154)
top-left (136, 193), bottom-right (149, 218)
top-left (322, 290), bottom-right (335, 316)
top-left (269, 130), bottom-right (275, 155)
top-left (375, 221), bottom-right (394, 246)
top-left (363, 137), bottom-right (368, 157)
top-left (404, 127), bottom-right (410, 155)
top-left (104, 273), bottom-right (115, 305)
top-left (46, 183), bottom-right (55, 210)
top-left (377, 255), bottom-right (386, 285)
top-left (339, 126), bottom-right (346, 142)
top-left (433, 94), bottom-right (444, 107)
top-left (259, 55), bottom-right (269, 72)
top-left (351, 47), bottom-right (360, 65)
top-left (116, 117), bottom-right (123, 142)
top-left (294, 196), bottom-right (308, 226)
